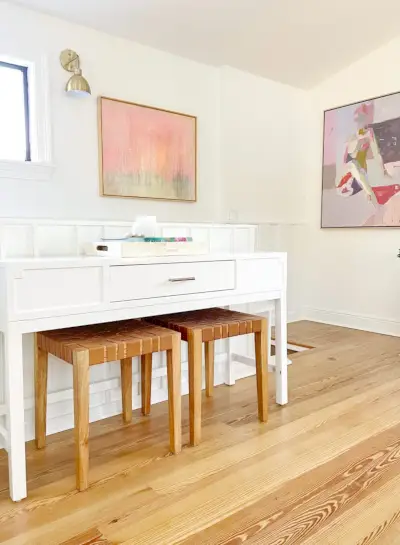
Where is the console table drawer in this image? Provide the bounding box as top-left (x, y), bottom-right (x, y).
top-left (109, 260), bottom-right (235, 302)
top-left (236, 258), bottom-right (283, 293)
top-left (13, 266), bottom-right (103, 315)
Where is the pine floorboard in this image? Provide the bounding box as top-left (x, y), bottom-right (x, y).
top-left (0, 321), bottom-right (400, 544)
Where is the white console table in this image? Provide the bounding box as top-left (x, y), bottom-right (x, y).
top-left (0, 251), bottom-right (287, 501)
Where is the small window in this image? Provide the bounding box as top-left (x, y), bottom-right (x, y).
top-left (0, 60), bottom-right (31, 162)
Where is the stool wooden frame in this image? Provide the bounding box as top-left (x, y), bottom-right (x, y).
top-left (35, 320), bottom-right (181, 491)
top-left (146, 308), bottom-right (268, 446)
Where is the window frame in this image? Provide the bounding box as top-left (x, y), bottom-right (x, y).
top-left (0, 59), bottom-right (31, 162)
top-left (0, 53), bottom-right (53, 182)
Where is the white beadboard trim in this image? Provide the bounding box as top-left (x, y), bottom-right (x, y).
top-left (0, 356), bottom-right (236, 445)
top-left (0, 353), bottom-right (255, 446)
top-left (0, 219), bottom-right (258, 259)
top-left (0, 217), bottom-right (305, 226)
top-left (257, 221), bottom-right (307, 226)
top-left (0, 218), bottom-right (258, 227)
top-left (0, 354), bottom-right (229, 418)
top-left (305, 307), bottom-right (400, 337)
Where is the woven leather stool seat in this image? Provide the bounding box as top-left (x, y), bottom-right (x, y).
top-left (35, 319), bottom-right (181, 491)
top-left (37, 320), bottom-right (178, 364)
top-left (146, 308), bottom-right (268, 446)
top-left (149, 308), bottom-right (265, 341)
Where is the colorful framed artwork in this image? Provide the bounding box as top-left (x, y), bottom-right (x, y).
top-left (98, 97), bottom-right (197, 202)
top-left (322, 91), bottom-right (400, 227)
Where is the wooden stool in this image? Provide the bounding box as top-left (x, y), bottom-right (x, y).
top-left (35, 320), bottom-right (182, 491)
top-left (145, 308), bottom-right (268, 446)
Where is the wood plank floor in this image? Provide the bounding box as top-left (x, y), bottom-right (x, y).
top-left (1, 321), bottom-right (400, 545)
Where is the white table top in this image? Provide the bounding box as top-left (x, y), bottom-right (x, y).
top-left (0, 251), bottom-right (285, 268)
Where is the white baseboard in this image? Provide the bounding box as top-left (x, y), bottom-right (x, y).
top-left (247, 308), bottom-right (303, 326)
top-left (305, 307), bottom-right (400, 337)
top-left (288, 309), bottom-right (304, 323)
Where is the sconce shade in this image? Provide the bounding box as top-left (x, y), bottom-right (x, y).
top-left (65, 73), bottom-right (91, 95)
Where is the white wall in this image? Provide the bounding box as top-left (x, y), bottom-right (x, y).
top-left (0, 4), bottom-right (310, 237)
top-left (219, 66), bottom-right (308, 225)
top-left (218, 67), bottom-right (309, 320)
top-left (0, 2), bottom-right (220, 222)
top-left (0, 4), bottom-right (311, 320)
top-left (305, 38), bottom-right (400, 335)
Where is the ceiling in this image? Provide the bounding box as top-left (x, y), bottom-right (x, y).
top-left (10, 0), bottom-right (400, 88)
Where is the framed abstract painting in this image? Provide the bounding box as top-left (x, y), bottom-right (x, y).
top-left (98, 97), bottom-right (197, 202)
top-left (322, 92), bottom-right (400, 227)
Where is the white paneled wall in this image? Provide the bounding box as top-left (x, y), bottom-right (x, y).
top-left (0, 219), bottom-right (259, 444)
top-left (0, 219), bottom-right (256, 258)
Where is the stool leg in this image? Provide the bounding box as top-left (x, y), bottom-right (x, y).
top-left (34, 337), bottom-right (48, 450)
top-left (205, 340), bottom-right (214, 397)
top-left (254, 319), bottom-right (268, 423)
top-left (141, 354), bottom-right (152, 416)
top-left (166, 335), bottom-right (182, 454)
top-left (120, 358), bottom-right (132, 423)
top-left (188, 329), bottom-right (202, 446)
top-left (73, 350), bottom-right (90, 492)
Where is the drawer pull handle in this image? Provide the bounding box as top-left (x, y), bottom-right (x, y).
top-left (169, 276), bottom-right (196, 282)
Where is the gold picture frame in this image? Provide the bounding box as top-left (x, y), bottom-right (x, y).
top-left (98, 96), bottom-right (197, 202)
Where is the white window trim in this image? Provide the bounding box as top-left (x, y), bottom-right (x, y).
top-left (0, 160), bottom-right (54, 181)
top-left (0, 53), bottom-right (54, 181)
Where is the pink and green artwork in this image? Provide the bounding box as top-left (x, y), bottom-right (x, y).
top-left (99, 97), bottom-right (196, 202)
top-left (322, 92), bottom-right (400, 227)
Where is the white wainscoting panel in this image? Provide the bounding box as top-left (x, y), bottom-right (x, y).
top-left (0, 219), bottom-right (260, 444)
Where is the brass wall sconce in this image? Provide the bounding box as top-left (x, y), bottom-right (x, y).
top-left (60, 49), bottom-right (91, 95)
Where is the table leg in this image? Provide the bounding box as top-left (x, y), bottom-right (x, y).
top-left (267, 309), bottom-right (272, 367)
top-left (274, 294), bottom-right (288, 406)
top-left (4, 328), bottom-right (27, 501)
